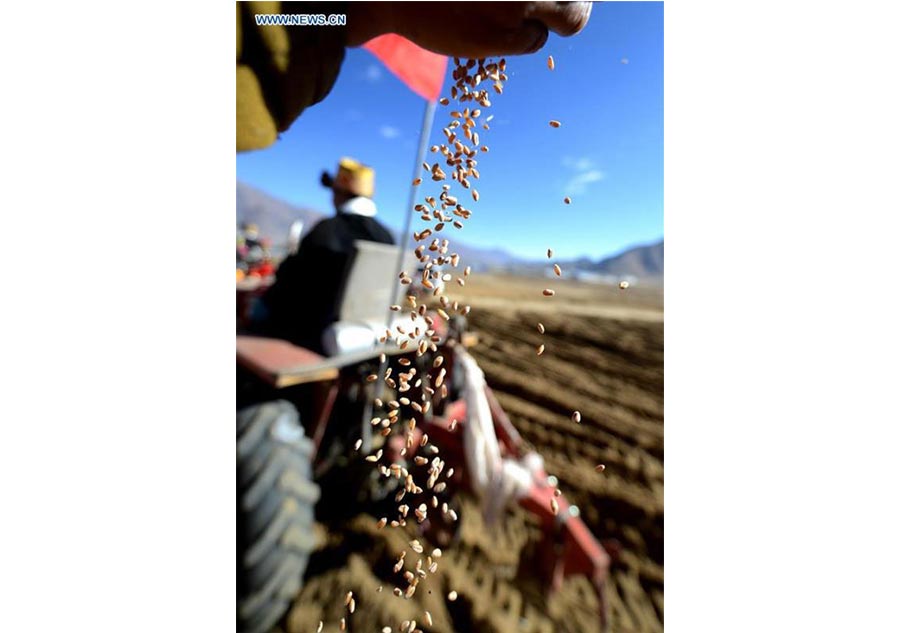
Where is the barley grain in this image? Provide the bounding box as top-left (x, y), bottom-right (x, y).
top-left (595, 464), bottom-right (606, 473)
top-left (547, 55), bottom-right (555, 70)
top-left (448, 591), bottom-right (458, 601)
top-left (554, 263), bottom-right (562, 276)
top-left (550, 497), bottom-right (559, 515)
top-left (537, 322), bottom-right (545, 334)
top-left (549, 120), bottom-right (561, 128)
top-left (542, 289), bottom-right (555, 297)
top-left (547, 248), bottom-right (553, 258)
top-left (619, 280), bottom-right (630, 289)
top-left (572, 411), bottom-right (582, 424)
top-left (564, 196), bottom-right (572, 204)
top-left (537, 344), bottom-right (545, 356)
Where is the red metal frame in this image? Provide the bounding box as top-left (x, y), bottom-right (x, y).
top-left (237, 335), bottom-right (610, 630)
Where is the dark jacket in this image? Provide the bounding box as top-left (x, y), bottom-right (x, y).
top-left (261, 212), bottom-right (394, 352)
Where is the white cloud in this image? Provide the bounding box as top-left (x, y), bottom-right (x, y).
top-left (379, 125), bottom-right (400, 140)
top-left (561, 156), bottom-right (605, 195)
top-left (562, 156), bottom-right (595, 172)
top-left (564, 170), bottom-right (606, 196)
top-left (364, 64), bottom-right (383, 83)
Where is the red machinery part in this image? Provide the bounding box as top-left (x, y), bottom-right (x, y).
top-left (415, 392), bottom-right (611, 631)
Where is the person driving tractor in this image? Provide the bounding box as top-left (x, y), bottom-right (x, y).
top-left (252, 158), bottom-right (394, 353)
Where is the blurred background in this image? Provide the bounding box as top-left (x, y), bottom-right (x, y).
top-left (238, 3), bottom-right (663, 632)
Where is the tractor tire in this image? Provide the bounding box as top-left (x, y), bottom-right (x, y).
top-left (238, 400), bottom-right (320, 633)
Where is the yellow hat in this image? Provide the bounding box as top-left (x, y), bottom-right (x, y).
top-left (321, 157), bottom-right (375, 198)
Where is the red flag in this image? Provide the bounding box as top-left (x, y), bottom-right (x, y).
top-left (363, 34), bottom-right (448, 102)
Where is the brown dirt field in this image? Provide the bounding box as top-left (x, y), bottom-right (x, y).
top-left (282, 274), bottom-right (663, 633)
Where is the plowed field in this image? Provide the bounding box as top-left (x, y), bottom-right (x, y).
top-left (283, 274), bottom-right (663, 633)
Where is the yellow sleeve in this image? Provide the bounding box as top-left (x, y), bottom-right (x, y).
top-left (236, 1), bottom-right (347, 152)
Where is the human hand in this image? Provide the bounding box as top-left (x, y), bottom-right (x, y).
top-left (348, 2), bottom-right (593, 57)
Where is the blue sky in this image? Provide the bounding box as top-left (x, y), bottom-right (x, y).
top-left (237, 2), bottom-right (663, 261)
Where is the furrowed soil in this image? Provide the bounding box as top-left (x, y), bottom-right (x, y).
top-left (283, 274), bottom-right (663, 633)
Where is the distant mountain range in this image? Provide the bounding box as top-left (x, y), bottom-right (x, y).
top-left (237, 181), bottom-right (663, 280)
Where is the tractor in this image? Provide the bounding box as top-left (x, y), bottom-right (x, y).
top-left (236, 241), bottom-right (611, 633)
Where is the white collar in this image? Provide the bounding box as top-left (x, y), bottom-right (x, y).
top-left (337, 196), bottom-right (377, 217)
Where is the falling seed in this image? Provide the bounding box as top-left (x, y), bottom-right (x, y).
top-left (564, 196), bottom-right (572, 204)
top-left (425, 612), bottom-right (433, 626)
top-left (472, 189), bottom-right (479, 201)
top-left (550, 497), bottom-right (559, 515)
top-left (340, 617), bottom-right (346, 631)
top-left (547, 248), bottom-right (553, 259)
top-left (537, 344), bottom-right (545, 356)
top-left (542, 289), bottom-right (555, 297)
top-left (547, 55), bottom-right (555, 70)
top-left (439, 97), bottom-right (449, 105)
top-left (366, 374), bottom-right (378, 382)
top-left (413, 178), bottom-right (422, 186)
top-left (448, 591), bottom-right (458, 601)
top-left (537, 322), bottom-right (545, 334)
top-left (354, 439), bottom-right (362, 451)
top-left (595, 464), bottom-right (606, 473)
top-left (553, 264), bottom-right (562, 277)
top-left (619, 280), bottom-right (630, 289)
top-left (349, 598), bottom-right (356, 613)
top-left (549, 120), bottom-right (561, 128)
top-left (317, 622), bottom-right (324, 633)
top-left (572, 411), bottom-right (582, 423)
top-left (377, 517), bottom-right (387, 528)
top-left (554, 488), bottom-right (562, 497)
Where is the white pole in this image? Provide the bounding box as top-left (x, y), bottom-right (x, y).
top-left (380, 98), bottom-right (437, 334)
top-left (391, 98), bottom-right (437, 306)
top-left (372, 99), bottom-right (438, 404)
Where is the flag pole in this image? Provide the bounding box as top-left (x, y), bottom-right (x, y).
top-left (380, 98), bottom-right (438, 331)
top-left (373, 99), bottom-right (437, 405)
top-left (391, 98), bottom-right (437, 308)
